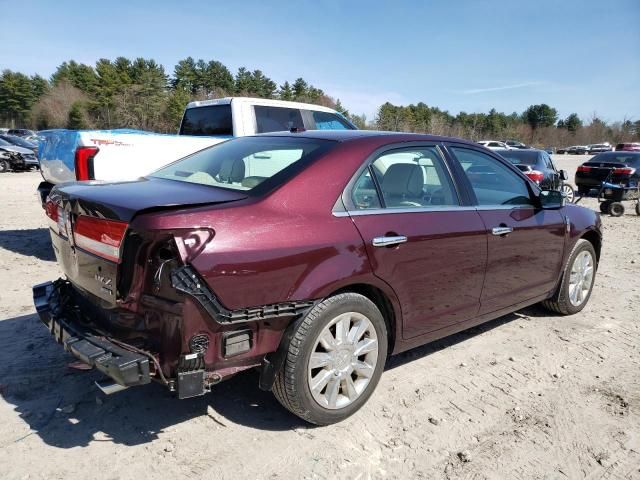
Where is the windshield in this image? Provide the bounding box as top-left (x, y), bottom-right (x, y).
top-left (151, 136), bottom-right (335, 192)
top-left (590, 152), bottom-right (640, 166)
top-left (500, 150), bottom-right (539, 165)
top-left (0, 135), bottom-right (34, 148)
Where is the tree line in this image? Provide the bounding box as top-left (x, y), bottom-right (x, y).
top-left (0, 57), bottom-right (637, 147)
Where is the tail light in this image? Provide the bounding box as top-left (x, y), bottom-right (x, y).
top-left (73, 216), bottom-right (128, 263)
top-left (524, 170), bottom-right (544, 184)
top-left (45, 199), bottom-right (65, 234)
top-left (613, 167), bottom-right (635, 175)
top-left (74, 147), bottom-right (99, 181)
top-left (577, 165), bottom-right (592, 173)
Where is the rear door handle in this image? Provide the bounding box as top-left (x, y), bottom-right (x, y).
top-left (372, 235), bottom-right (408, 247)
top-left (491, 226), bottom-right (514, 236)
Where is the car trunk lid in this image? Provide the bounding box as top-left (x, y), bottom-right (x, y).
top-left (45, 178), bottom-right (247, 304)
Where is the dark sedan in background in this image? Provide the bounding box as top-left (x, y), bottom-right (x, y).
top-left (498, 148), bottom-right (574, 201)
top-left (34, 131), bottom-right (601, 425)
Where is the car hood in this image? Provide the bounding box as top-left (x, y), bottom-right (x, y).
top-left (0, 145), bottom-right (33, 154)
top-left (49, 177), bottom-right (249, 222)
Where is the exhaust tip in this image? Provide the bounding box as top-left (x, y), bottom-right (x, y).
top-left (95, 379), bottom-right (128, 395)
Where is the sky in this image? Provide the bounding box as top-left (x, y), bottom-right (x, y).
top-left (1, 0), bottom-right (639, 122)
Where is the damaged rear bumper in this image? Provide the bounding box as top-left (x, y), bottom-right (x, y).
top-left (33, 281), bottom-right (151, 388)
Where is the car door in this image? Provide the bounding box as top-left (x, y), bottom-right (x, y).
top-left (446, 145), bottom-right (566, 314)
top-left (345, 145), bottom-right (487, 338)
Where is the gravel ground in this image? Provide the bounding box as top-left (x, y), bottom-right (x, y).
top-left (0, 156), bottom-right (638, 479)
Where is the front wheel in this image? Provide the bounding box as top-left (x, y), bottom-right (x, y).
top-left (0, 159), bottom-right (9, 173)
top-left (542, 239), bottom-right (596, 315)
top-left (273, 293), bottom-right (388, 425)
top-left (561, 184), bottom-right (575, 203)
top-left (599, 201), bottom-right (611, 214)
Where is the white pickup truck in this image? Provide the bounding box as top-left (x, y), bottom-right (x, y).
top-left (37, 97), bottom-right (355, 203)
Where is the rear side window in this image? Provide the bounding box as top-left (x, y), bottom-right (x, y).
top-left (180, 105), bottom-right (233, 136)
top-left (352, 147), bottom-right (458, 209)
top-left (450, 147), bottom-right (533, 207)
top-left (310, 111), bottom-right (353, 130)
top-left (254, 106), bottom-right (304, 133)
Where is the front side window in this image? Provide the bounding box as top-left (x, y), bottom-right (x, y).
top-left (450, 147), bottom-right (533, 206)
top-left (152, 137), bottom-right (334, 191)
top-left (254, 106), bottom-right (304, 133)
top-left (351, 147), bottom-right (458, 209)
top-left (310, 111), bottom-right (353, 130)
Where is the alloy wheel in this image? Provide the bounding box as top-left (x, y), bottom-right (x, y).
top-left (561, 184), bottom-right (575, 203)
top-left (568, 250), bottom-right (594, 306)
top-left (307, 312), bottom-right (379, 410)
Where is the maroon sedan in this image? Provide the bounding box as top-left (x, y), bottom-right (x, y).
top-left (34, 131), bottom-right (601, 425)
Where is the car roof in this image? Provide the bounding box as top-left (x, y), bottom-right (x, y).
top-left (186, 96), bottom-right (341, 113)
top-left (253, 129), bottom-right (481, 146)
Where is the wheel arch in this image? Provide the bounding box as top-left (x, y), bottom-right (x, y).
top-left (580, 229), bottom-right (602, 264)
top-left (328, 282), bottom-right (399, 355)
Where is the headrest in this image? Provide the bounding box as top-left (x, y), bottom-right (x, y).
top-left (382, 163), bottom-right (424, 197)
top-left (218, 158), bottom-right (245, 183)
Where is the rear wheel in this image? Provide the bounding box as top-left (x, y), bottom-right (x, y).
top-left (608, 202), bottom-right (625, 217)
top-left (599, 201), bottom-right (611, 214)
top-left (561, 184), bottom-right (575, 203)
top-left (0, 159), bottom-right (9, 173)
top-left (542, 239), bottom-right (596, 315)
top-left (273, 293), bottom-right (388, 425)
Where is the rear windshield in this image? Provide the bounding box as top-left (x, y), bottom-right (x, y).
top-left (500, 150), bottom-right (539, 165)
top-left (180, 105), bottom-right (233, 136)
top-left (254, 106), bottom-right (304, 133)
top-left (590, 152), bottom-right (640, 166)
top-left (151, 136), bottom-right (335, 192)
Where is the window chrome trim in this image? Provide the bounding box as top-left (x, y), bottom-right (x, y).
top-left (332, 204), bottom-right (535, 217)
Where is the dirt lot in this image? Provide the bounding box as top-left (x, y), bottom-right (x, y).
top-left (0, 156), bottom-right (638, 480)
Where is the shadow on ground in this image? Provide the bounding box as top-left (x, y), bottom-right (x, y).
top-left (0, 228), bottom-right (55, 261)
top-left (0, 306), bottom-right (542, 448)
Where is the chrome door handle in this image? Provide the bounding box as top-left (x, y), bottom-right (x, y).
top-left (372, 235), bottom-right (408, 247)
top-left (491, 226), bottom-right (514, 236)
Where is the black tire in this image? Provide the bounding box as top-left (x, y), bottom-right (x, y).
top-left (636, 203), bottom-right (640, 216)
top-left (273, 293), bottom-right (388, 425)
top-left (542, 239), bottom-right (597, 315)
top-left (0, 159), bottom-right (9, 173)
top-left (608, 202), bottom-right (624, 217)
top-left (599, 201), bottom-right (611, 214)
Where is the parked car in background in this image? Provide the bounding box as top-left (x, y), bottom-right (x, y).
top-left (588, 143), bottom-right (612, 154)
top-left (544, 147), bottom-right (554, 155)
top-left (575, 152), bottom-right (640, 213)
top-left (36, 97), bottom-right (356, 204)
top-left (503, 140), bottom-right (530, 149)
top-left (34, 130), bottom-right (601, 425)
top-left (615, 142), bottom-right (640, 152)
top-left (566, 145), bottom-right (590, 155)
top-left (0, 137), bottom-right (39, 172)
top-left (7, 128), bottom-right (36, 138)
top-left (556, 146), bottom-right (569, 154)
top-left (0, 128), bottom-right (9, 134)
top-left (0, 134), bottom-right (38, 156)
top-left (498, 148), bottom-right (574, 201)
top-left (477, 140), bottom-right (511, 150)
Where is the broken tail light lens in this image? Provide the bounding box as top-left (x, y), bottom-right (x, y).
top-left (74, 146), bottom-right (99, 181)
top-left (44, 199), bottom-right (65, 235)
top-left (73, 216), bottom-right (128, 263)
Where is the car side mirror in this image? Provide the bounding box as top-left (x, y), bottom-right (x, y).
top-left (539, 189), bottom-right (564, 209)
top-left (559, 169), bottom-right (568, 181)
